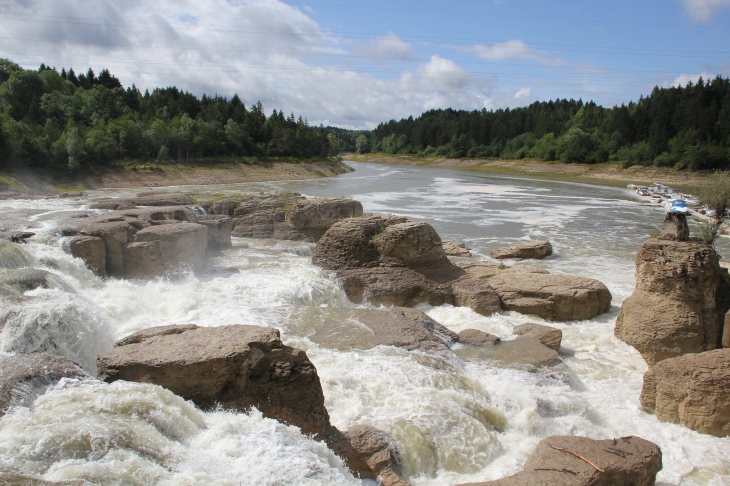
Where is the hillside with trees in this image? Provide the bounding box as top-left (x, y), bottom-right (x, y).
top-left (358, 76), bottom-right (730, 171)
top-left (0, 59), bottom-right (338, 173)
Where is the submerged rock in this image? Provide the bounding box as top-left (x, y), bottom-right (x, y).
top-left (513, 323), bottom-right (562, 352)
top-left (457, 435), bottom-right (662, 486)
top-left (641, 348), bottom-right (730, 437)
top-left (0, 240), bottom-right (35, 270)
top-left (312, 216), bottom-right (501, 316)
top-left (615, 238), bottom-right (727, 365)
top-left (0, 269), bottom-right (75, 295)
top-left (490, 240), bottom-right (553, 260)
top-left (0, 353), bottom-right (88, 415)
top-left (442, 240), bottom-right (472, 257)
top-left (487, 267), bottom-right (612, 321)
top-left (457, 329), bottom-right (500, 346)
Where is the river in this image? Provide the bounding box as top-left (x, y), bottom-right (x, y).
top-left (0, 161), bottom-right (728, 485)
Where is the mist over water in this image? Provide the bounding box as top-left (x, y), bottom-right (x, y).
top-left (1, 161), bottom-right (729, 485)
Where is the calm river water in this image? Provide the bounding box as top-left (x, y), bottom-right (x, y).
top-left (0, 161), bottom-right (728, 485)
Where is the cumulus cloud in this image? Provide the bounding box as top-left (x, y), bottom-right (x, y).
top-left (514, 87), bottom-right (532, 100)
top-left (468, 40), bottom-right (567, 68)
top-left (680, 0), bottom-right (730, 22)
top-left (663, 72), bottom-right (719, 87)
top-left (358, 33), bottom-right (414, 61)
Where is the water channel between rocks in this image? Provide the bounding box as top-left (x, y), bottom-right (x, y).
top-left (0, 161), bottom-right (728, 485)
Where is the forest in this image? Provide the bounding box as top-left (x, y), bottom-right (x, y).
top-left (1, 56), bottom-right (729, 172)
top-left (359, 76), bottom-right (730, 170)
top-left (0, 59), bottom-right (339, 172)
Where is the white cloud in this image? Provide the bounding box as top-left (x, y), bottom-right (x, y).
top-left (680, 0), bottom-right (730, 22)
top-left (514, 87), bottom-right (532, 100)
top-left (663, 72), bottom-right (717, 87)
top-left (360, 33), bottom-right (414, 60)
top-left (471, 40), bottom-right (533, 61)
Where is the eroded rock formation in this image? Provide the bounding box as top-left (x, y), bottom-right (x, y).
top-left (457, 435), bottom-right (662, 486)
top-left (312, 215), bottom-right (501, 316)
top-left (640, 348), bottom-right (730, 437)
top-left (615, 237), bottom-right (728, 365)
top-left (491, 240), bottom-right (553, 260)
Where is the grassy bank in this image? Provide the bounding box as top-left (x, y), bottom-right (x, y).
top-left (0, 157), bottom-right (352, 194)
top-left (346, 153), bottom-right (712, 192)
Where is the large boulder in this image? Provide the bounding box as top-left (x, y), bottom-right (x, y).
top-left (0, 269), bottom-right (75, 294)
top-left (491, 240), bottom-right (553, 260)
top-left (229, 194), bottom-right (363, 242)
top-left (198, 215), bottom-right (234, 249)
top-left (0, 353), bottom-right (88, 415)
top-left (513, 323), bottom-right (562, 352)
top-left (442, 240), bottom-right (472, 257)
top-left (0, 240), bottom-right (35, 270)
top-left (640, 348), bottom-right (730, 437)
top-left (308, 307), bottom-right (458, 355)
top-left (487, 267), bottom-right (612, 321)
top-left (124, 223), bottom-right (208, 278)
top-left (64, 236), bottom-right (106, 276)
top-left (457, 435), bottom-right (662, 486)
top-left (457, 329), bottom-right (500, 346)
top-left (615, 238), bottom-right (726, 365)
top-left (313, 216), bottom-right (501, 316)
top-left (97, 324), bottom-right (409, 484)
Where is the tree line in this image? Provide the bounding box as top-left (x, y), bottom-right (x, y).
top-left (0, 59), bottom-right (338, 172)
top-left (352, 76), bottom-right (730, 170)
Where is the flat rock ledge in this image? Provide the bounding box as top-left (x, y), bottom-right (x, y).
top-left (312, 215), bottom-right (501, 316)
top-left (0, 353), bottom-right (88, 415)
top-left (491, 240), bottom-right (553, 260)
top-left (641, 348), bottom-right (730, 437)
top-left (97, 324), bottom-right (408, 485)
top-left (615, 237), bottom-right (728, 365)
top-left (457, 435), bottom-right (662, 486)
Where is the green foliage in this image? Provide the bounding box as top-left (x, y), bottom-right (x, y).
top-left (698, 171), bottom-right (730, 243)
top-left (0, 58), bottom-right (333, 172)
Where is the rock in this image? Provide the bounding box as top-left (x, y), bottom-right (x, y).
top-left (341, 425), bottom-right (408, 486)
top-left (89, 193), bottom-right (193, 210)
top-left (488, 267), bottom-right (612, 321)
top-left (231, 195), bottom-right (363, 242)
top-left (0, 269), bottom-right (75, 294)
top-left (457, 261), bottom-right (501, 279)
top-left (0, 240), bottom-right (35, 269)
top-left (513, 323), bottom-right (562, 352)
top-left (491, 240), bottom-right (553, 260)
top-left (724, 310), bottom-right (730, 348)
top-left (210, 198), bottom-right (240, 216)
top-left (313, 216), bottom-right (501, 316)
top-left (308, 307), bottom-right (458, 354)
top-left (65, 235), bottom-right (106, 276)
top-left (659, 213), bottom-right (689, 241)
top-left (0, 353), bottom-right (88, 415)
top-left (469, 336), bottom-right (562, 370)
top-left (98, 324), bottom-right (331, 438)
top-left (124, 223), bottom-right (208, 278)
top-left (98, 324), bottom-right (410, 484)
top-left (615, 238), bottom-right (725, 365)
top-left (442, 240), bottom-right (472, 257)
top-left (457, 329), bottom-right (500, 346)
top-left (197, 215), bottom-right (233, 249)
top-left (457, 435), bottom-right (662, 486)
top-left (640, 348), bottom-right (730, 437)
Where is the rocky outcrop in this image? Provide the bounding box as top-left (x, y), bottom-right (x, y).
top-left (197, 215), bottom-right (233, 249)
top-left (457, 435), bottom-right (662, 486)
top-left (89, 192), bottom-right (193, 210)
top-left (457, 329), bottom-right (500, 346)
top-left (513, 323), bottom-right (562, 352)
top-left (491, 240), bottom-right (553, 260)
top-left (0, 353), bottom-right (88, 415)
top-left (442, 240), bottom-right (472, 257)
top-left (615, 238), bottom-right (726, 365)
top-left (487, 267), bottom-right (612, 321)
top-left (640, 349), bottom-right (730, 437)
top-left (64, 236), bottom-right (106, 276)
top-left (312, 216), bottom-right (501, 316)
top-left (97, 324), bottom-right (409, 484)
top-left (308, 307), bottom-right (458, 354)
top-left (64, 206), bottom-right (212, 278)
top-left (221, 194), bottom-right (363, 242)
top-left (456, 261), bottom-right (500, 279)
top-left (660, 213), bottom-right (689, 241)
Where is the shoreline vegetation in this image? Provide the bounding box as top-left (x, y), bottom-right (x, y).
top-left (346, 152), bottom-right (714, 191)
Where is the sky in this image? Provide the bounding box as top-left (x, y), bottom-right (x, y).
top-left (1, 0), bottom-right (729, 129)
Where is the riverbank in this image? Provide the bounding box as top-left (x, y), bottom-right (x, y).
top-left (0, 159), bottom-right (352, 195)
top-left (347, 153), bottom-right (712, 191)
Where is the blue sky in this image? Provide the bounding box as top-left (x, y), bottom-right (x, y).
top-left (1, 0), bottom-right (729, 128)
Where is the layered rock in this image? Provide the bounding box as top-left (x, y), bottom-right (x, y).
top-left (97, 324), bottom-right (408, 484)
top-left (640, 349), bottom-right (730, 437)
top-left (89, 192), bottom-right (193, 210)
top-left (442, 240), bottom-right (472, 257)
top-left (64, 206), bottom-right (212, 278)
top-left (312, 216), bottom-right (501, 316)
top-left (486, 267), bottom-right (612, 321)
top-left (513, 323), bottom-right (562, 352)
top-left (615, 237), bottom-right (726, 365)
top-left (491, 240), bottom-right (553, 260)
top-left (197, 215), bottom-right (233, 249)
top-left (660, 213), bottom-right (689, 241)
top-left (457, 435), bottom-right (662, 486)
top-left (0, 353), bottom-right (88, 415)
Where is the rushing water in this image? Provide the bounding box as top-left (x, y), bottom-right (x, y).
top-left (0, 161), bottom-right (728, 485)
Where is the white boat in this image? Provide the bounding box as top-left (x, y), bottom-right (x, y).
top-left (684, 195), bottom-right (700, 207)
top-left (668, 199), bottom-right (690, 215)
